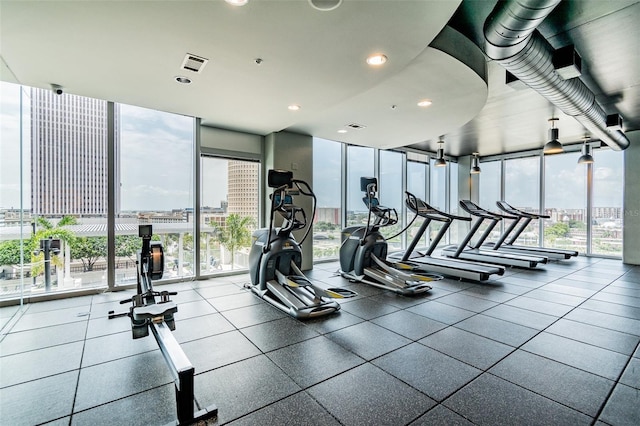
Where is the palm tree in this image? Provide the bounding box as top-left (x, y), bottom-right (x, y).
top-left (217, 214), bottom-right (254, 269)
top-left (30, 216), bottom-right (77, 281)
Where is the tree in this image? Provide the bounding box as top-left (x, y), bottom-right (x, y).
top-left (30, 216), bottom-right (77, 276)
top-left (71, 236), bottom-right (107, 272)
top-left (217, 214), bottom-right (254, 269)
top-left (115, 235), bottom-right (141, 262)
top-left (0, 240), bottom-right (22, 265)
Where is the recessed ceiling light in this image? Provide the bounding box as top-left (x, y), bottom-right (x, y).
top-left (337, 129), bottom-right (347, 133)
top-left (288, 104), bottom-right (301, 111)
top-left (175, 76), bottom-right (192, 84)
top-left (366, 54), bottom-right (387, 66)
top-left (417, 99), bottom-right (432, 107)
top-left (225, 0), bottom-right (248, 6)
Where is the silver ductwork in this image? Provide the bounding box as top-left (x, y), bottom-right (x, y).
top-left (483, 0), bottom-right (630, 150)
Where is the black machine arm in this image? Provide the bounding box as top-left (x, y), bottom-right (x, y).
top-left (361, 177), bottom-right (398, 232)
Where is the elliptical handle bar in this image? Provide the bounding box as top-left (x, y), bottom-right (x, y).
top-left (291, 179), bottom-right (317, 246)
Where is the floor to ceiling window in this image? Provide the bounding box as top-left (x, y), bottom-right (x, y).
top-left (504, 156), bottom-right (540, 246)
top-left (116, 105), bottom-right (195, 285)
top-left (200, 156), bottom-right (259, 273)
top-left (378, 150), bottom-right (404, 250)
top-left (429, 158), bottom-right (448, 244)
top-left (448, 161), bottom-right (459, 244)
top-left (591, 148), bottom-right (623, 256)
top-left (406, 153), bottom-right (429, 250)
top-left (544, 151), bottom-right (587, 253)
top-left (346, 145), bottom-right (375, 227)
top-left (476, 160), bottom-right (502, 248)
top-left (312, 138), bottom-right (342, 260)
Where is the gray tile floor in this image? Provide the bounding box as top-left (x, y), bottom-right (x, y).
top-left (1, 257), bottom-right (639, 425)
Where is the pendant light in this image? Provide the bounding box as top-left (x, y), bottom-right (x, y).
top-left (543, 118), bottom-right (564, 155)
top-left (470, 152), bottom-right (481, 174)
top-left (434, 136), bottom-right (447, 167)
top-left (578, 136), bottom-right (595, 164)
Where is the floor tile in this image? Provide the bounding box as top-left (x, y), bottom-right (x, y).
top-left (580, 299), bottom-right (640, 320)
top-left (225, 391), bottom-right (341, 426)
top-left (521, 332), bottom-right (629, 380)
top-left (620, 357), bottom-right (640, 388)
top-left (71, 384), bottom-right (176, 426)
top-left (489, 350), bottom-right (614, 416)
top-left (307, 363), bottom-right (436, 426)
top-left (302, 309), bottom-right (364, 334)
top-left (0, 341), bottom-right (84, 388)
top-left (82, 330), bottom-right (157, 367)
top-left (453, 314), bottom-right (539, 347)
top-left (593, 290), bottom-right (640, 308)
top-left (0, 371), bottom-right (78, 426)
top-left (521, 288), bottom-right (586, 306)
top-left (266, 336), bottom-right (364, 388)
top-left (373, 343), bottom-right (482, 401)
top-left (193, 283), bottom-right (246, 299)
top-left (409, 404), bottom-right (475, 426)
top-left (74, 350), bottom-right (173, 412)
top-left (598, 383), bottom-right (640, 426)
top-left (10, 306), bottom-right (89, 332)
top-left (371, 309), bottom-right (447, 340)
top-left (339, 296), bottom-right (400, 320)
top-left (25, 295), bottom-right (93, 314)
top-left (406, 300), bottom-right (475, 325)
top-left (172, 299), bottom-right (217, 319)
top-left (193, 355), bottom-right (302, 424)
top-left (565, 308), bottom-right (640, 336)
top-left (326, 321), bottom-right (411, 360)
top-left (459, 286), bottom-right (517, 303)
top-left (239, 317), bottom-right (319, 352)
top-left (540, 282), bottom-right (599, 298)
top-left (481, 303), bottom-right (558, 329)
top-left (180, 330), bottom-right (261, 373)
top-left (206, 290), bottom-right (261, 311)
top-left (444, 373), bottom-right (592, 425)
top-left (435, 292), bottom-right (498, 313)
top-left (172, 312), bottom-right (236, 343)
top-left (545, 318), bottom-right (640, 356)
top-left (220, 302), bottom-right (287, 329)
top-left (505, 295), bottom-right (574, 316)
top-left (419, 327), bottom-right (513, 370)
top-left (0, 321), bottom-right (86, 356)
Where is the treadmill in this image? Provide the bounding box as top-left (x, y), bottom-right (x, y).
top-left (387, 192), bottom-right (505, 282)
top-left (481, 200), bottom-right (578, 260)
top-left (440, 200), bottom-right (548, 268)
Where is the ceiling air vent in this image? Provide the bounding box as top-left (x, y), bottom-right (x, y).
top-left (181, 53), bottom-right (209, 73)
top-left (346, 123), bottom-right (366, 130)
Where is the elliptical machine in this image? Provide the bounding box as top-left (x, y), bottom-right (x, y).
top-left (339, 177), bottom-right (441, 295)
top-left (249, 169), bottom-right (357, 319)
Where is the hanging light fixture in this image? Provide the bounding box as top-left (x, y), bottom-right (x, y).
top-left (578, 135), bottom-right (595, 164)
top-left (543, 117), bottom-right (564, 154)
top-left (470, 152), bottom-right (481, 174)
top-left (434, 136), bottom-right (447, 167)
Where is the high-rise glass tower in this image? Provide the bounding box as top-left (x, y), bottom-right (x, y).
top-left (30, 88), bottom-right (120, 216)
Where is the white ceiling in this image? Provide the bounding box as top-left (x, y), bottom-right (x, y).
top-left (1, 0), bottom-right (638, 156)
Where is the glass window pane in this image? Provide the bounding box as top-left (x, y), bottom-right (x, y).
top-left (591, 149), bottom-right (623, 256)
top-left (379, 150), bottom-right (403, 250)
top-left (406, 158), bottom-right (428, 249)
top-left (544, 152), bottom-right (587, 253)
top-left (28, 87), bottom-right (108, 294)
top-left (117, 105), bottom-right (195, 284)
top-left (312, 138), bottom-right (342, 260)
top-left (478, 161), bottom-right (501, 209)
top-left (430, 159), bottom-right (447, 245)
top-left (448, 161), bottom-right (459, 244)
top-left (504, 156), bottom-right (540, 246)
top-left (346, 146), bottom-right (374, 227)
top-left (200, 157), bottom-right (259, 273)
top-left (0, 82), bottom-right (32, 301)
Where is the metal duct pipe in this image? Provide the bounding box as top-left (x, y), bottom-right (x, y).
top-left (483, 0), bottom-right (630, 151)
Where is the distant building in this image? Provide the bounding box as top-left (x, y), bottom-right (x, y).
top-left (227, 160), bottom-right (259, 223)
top-left (30, 88), bottom-right (120, 216)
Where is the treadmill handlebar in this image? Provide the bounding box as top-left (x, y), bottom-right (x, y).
top-left (497, 201), bottom-right (551, 219)
top-left (459, 200), bottom-right (503, 220)
top-left (405, 192), bottom-right (468, 222)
